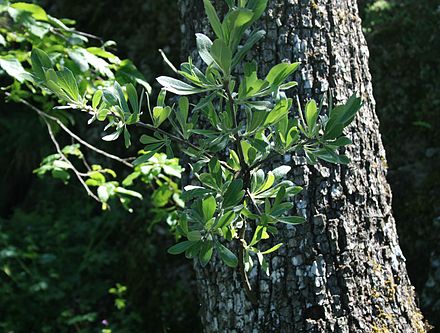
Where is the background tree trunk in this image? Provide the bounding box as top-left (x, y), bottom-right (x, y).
top-left (179, 0), bottom-right (427, 331)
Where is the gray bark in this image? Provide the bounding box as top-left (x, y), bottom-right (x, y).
top-left (178, 0), bottom-right (427, 332)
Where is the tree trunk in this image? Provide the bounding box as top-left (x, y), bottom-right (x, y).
top-left (178, 0), bottom-right (427, 331)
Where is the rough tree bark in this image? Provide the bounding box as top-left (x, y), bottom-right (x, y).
top-left (178, 0), bottom-right (427, 331)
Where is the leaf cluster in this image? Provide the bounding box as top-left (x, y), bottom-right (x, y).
top-left (19, 0), bottom-right (362, 276)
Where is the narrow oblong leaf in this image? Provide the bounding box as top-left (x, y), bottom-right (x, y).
top-left (261, 243), bottom-right (283, 255)
top-left (157, 76), bottom-right (206, 95)
top-left (202, 196), bottom-right (217, 221)
top-left (210, 39), bottom-right (232, 74)
top-left (217, 243), bottom-right (238, 267)
top-left (199, 241), bottom-right (213, 266)
top-left (265, 62), bottom-right (300, 87)
top-left (92, 90), bottom-right (103, 109)
top-left (276, 216), bottom-right (306, 225)
top-left (203, 0), bottom-right (224, 39)
top-left (305, 99), bottom-right (318, 129)
top-left (196, 33), bottom-right (215, 66)
top-left (31, 48), bottom-right (52, 82)
top-left (168, 241), bottom-right (195, 255)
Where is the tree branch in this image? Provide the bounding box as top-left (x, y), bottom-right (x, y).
top-left (6, 93), bottom-right (134, 168)
top-left (43, 116), bottom-right (101, 203)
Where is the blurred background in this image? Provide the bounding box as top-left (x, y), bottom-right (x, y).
top-left (0, 0), bottom-right (439, 332)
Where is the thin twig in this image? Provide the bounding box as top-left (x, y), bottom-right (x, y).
top-left (6, 93), bottom-right (133, 168)
top-left (159, 49), bottom-right (178, 73)
top-left (237, 220), bottom-right (258, 306)
top-left (245, 189), bottom-right (263, 215)
top-left (224, 81), bottom-right (247, 171)
top-left (43, 117), bottom-right (101, 203)
top-left (51, 27), bottom-right (103, 41)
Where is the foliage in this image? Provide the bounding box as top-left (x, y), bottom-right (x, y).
top-left (0, 2), bottom-right (195, 331)
top-left (0, 0), bottom-right (182, 213)
top-left (0, 184), bottom-right (200, 332)
top-left (17, 0), bottom-right (361, 298)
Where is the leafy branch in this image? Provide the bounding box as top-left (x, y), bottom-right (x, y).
top-left (1, 0), bottom-right (362, 303)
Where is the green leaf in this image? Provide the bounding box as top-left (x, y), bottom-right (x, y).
top-left (246, 0), bottom-right (269, 24)
top-left (216, 211), bottom-right (236, 229)
top-left (11, 2), bottom-right (49, 21)
top-left (331, 136), bottom-right (352, 146)
top-left (217, 242), bottom-right (238, 267)
top-left (339, 95), bottom-right (362, 126)
top-left (97, 185), bottom-right (110, 202)
top-left (305, 99), bottom-right (318, 130)
top-left (264, 99), bottom-right (290, 125)
top-left (187, 230), bottom-right (202, 241)
top-left (67, 48), bottom-right (89, 72)
top-left (196, 33), bottom-right (215, 66)
top-left (0, 57), bottom-right (31, 83)
top-left (202, 196), bottom-right (217, 221)
top-left (223, 179), bottom-right (244, 209)
top-left (139, 134), bottom-right (162, 145)
top-left (279, 81), bottom-right (298, 90)
top-left (177, 97), bottom-right (189, 135)
top-left (123, 127), bottom-right (131, 148)
top-left (57, 68), bottom-right (80, 102)
top-left (126, 83), bottom-right (139, 113)
top-left (271, 166), bottom-right (291, 180)
top-left (182, 186), bottom-right (212, 201)
top-left (203, 0), bottom-right (224, 39)
top-left (199, 241), bottom-right (213, 266)
top-left (102, 129), bottom-right (122, 141)
top-left (265, 62), bottom-right (300, 87)
top-left (276, 216), bottom-right (306, 225)
top-left (92, 90), bottom-right (103, 109)
top-left (31, 48), bottom-right (52, 82)
top-left (210, 39), bottom-right (232, 74)
top-left (115, 187), bottom-right (142, 200)
top-left (222, 8), bottom-right (253, 48)
top-left (315, 148), bottom-right (349, 164)
top-left (232, 29), bottom-right (265, 67)
top-left (168, 241), bottom-right (195, 255)
top-left (152, 106), bottom-right (171, 127)
top-left (261, 243), bottom-right (283, 255)
top-left (162, 164), bottom-right (182, 178)
top-left (324, 95), bottom-right (361, 139)
top-left (132, 151), bottom-right (157, 166)
top-left (157, 76), bottom-right (206, 95)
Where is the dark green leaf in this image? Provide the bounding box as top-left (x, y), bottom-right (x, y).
top-left (276, 216), bottom-right (306, 224)
top-left (203, 0), bottom-right (224, 39)
top-left (210, 39), bottom-right (232, 74)
top-left (202, 196), bottom-right (217, 221)
top-left (199, 241), bottom-right (213, 266)
top-left (168, 241), bottom-right (195, 255)
top-left (217, 242), bottom-right (238, 267)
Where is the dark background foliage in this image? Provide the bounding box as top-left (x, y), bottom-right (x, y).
top-left (0, 0), bottom-right (439, 331)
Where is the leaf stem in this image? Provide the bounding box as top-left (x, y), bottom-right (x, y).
top-left (224, 81), bottom-right (259, 305)
top-left (237, 220), bottom-right (258, 306)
